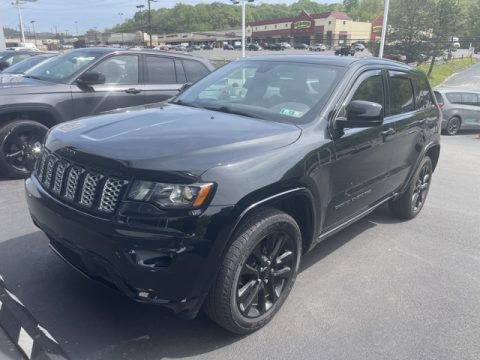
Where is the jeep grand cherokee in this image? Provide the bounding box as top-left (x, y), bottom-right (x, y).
top-left (25, 56), bottom-right (441, 334)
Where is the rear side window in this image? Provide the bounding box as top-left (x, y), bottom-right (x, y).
top-left (461, 93), bottom-right (479, 106)
top-left (145, 56), bottom-right (176, 84)
top-left (389, 74), bottom-right (415, 115)
top-left (174, 60), bottom-right (187, 83)
top-left (445, 92), bottom-right (462, 104)
top-left (182, 60), bottom-right (209, 83)
top-left (413, 77), bottom-right (434, 110)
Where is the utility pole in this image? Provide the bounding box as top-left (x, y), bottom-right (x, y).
top-left (75, 21), bottom-right (78, 37)
top-left (147, 0), bottom-right (156, 48)
top-left (0, 6), bottom-right (5, 50)
top-left (30, 20), bottom-right (36, 47)
top-left (118, 12), bottom-right (124, 44)
top-left (378, 0), bottom-right (390, 58)
top-left (230, 0), bottom-right (254, 58)
top-left (136, 4), bottom-right (145, 46)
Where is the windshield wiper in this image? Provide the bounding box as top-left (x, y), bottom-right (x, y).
top-left (170, 99), bottom-right (205, 109)
top-left (23, 75), bottom-right (43, 81)
top-left (202, 105), bottom-right (265, 120)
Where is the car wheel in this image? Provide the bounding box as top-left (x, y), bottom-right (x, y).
top-left (445, 116), bottom-right (461, 135)
top-left (204, 208), bottom-right (301, 334)
top-left (0, 120), bottom-right (48, 178)
top-left (390, 156), bottom-right (433, 220)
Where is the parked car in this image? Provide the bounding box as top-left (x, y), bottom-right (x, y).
top-left (335, 46), bottom-right (356, 56)
top-left (247, 43), bottom-right (263, 51)
top-left (0, 50), bottom-right (42, 71)
top-left (280, 42), bottom-right (291, 49)
top-left (434, 89), bottom-right (480, 135)
top-left (203, 44), bottom-right (214, 50)
top-left (267, 43), bottom-right (284, 51)
top-left (310, 43), bottom-right (327, 52)
top-left (294, 43), bottom-right (309, 50)
top-left (0, 53), bottom-right (57, 82)
top-left (351, 43), bottom-right (366, 52)
top-left (26, 55), bottom-right (440, 334)
top-left (223, 44), bottom-right (234, 50)
top-left (0, 48), bottom-right (215, 178)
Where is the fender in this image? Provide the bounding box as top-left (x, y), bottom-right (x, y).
top-left (0, 103), bottom-right (63, 126)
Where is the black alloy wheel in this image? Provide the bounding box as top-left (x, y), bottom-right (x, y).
top-left (411, 160), bottom-right (432, 214)
top-left (236, 230), bottom-right (296, 318)
top-left (0, 120), bottom-right (48, 178)
top-left (204, 208), bottom-right (301, 334)
top-left (446, 117), bottom-right (460, 135)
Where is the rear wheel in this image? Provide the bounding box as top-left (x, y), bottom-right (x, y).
top-left (390, 156), bottom-right (433, 219)
top-left (204, 208), bottom-right (301, 334)
top-left (0, 120), bottom-right (48, 178)
top-left (445, 116), bottom-right (461, 136)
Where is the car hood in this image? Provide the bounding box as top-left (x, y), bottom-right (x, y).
top-left (46, 103), bottom-right (302, 180)
top-left (0, 77), bottom-right (64, 95)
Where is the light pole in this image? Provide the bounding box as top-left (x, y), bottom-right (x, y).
top-left (378, 0), bottom-right (390, 58)
top-left (118, 12), bottom-right (124, 44)
top-left (30, 20), bottom-right (36, 47)
top-left (147, 0), bottom-right (157, 48)
top-left (12, 0), bottom-right (37, 44)
top-left (136, 4), bottom-right (145, 46)
top-left (230, 0), bottom-right (254, 58)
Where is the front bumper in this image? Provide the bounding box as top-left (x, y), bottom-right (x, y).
top-left (25, 176), bottom-right (231, 317)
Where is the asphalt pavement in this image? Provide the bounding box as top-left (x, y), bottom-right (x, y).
top-left (441, 59), bottom-right (480, 90)
top-left (0, 131), bottom-right (479, 360)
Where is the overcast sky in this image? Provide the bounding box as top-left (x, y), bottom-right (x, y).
top-left (0, 0), bottom-right (339, 35)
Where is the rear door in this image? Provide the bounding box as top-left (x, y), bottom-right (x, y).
top-left (181, 59), bottom-right (210, 83)
top-left (72, 54), bottom-right (145, 118)
top-left (459, 92), bottom-right (480, 129)
top-left (143, 55), bottom-right (183, 104)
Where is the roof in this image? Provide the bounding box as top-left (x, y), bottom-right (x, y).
top-left (249, 10), bottom-right (352, 26)
top-left (312, 11), bottom-right (352, 20)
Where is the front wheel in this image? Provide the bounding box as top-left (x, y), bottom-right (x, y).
top-left (390, 156), bottom-right (433, 219)
top-left (0, 120), bottom-right (48, 178)
top-left (204, 208), bottom-right (301, 334)
top-left (444, 116), bottom-right (461, 136)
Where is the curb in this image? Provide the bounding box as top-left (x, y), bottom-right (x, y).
top-left (0, 275), bottom-right (69, 360)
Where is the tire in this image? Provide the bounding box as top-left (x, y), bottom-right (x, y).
top-left (444, 116), bottom-right (461, 136)
top-left (204, 208), bottom-right (302, 334)
top-left (0, 120), bottom-right (48, 178)
top-left (390, 156), bottom-right (433, 220)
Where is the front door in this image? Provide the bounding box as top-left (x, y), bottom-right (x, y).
top-left (324, 69), bottom-right (396, 229)
top-left (72, 54), bottom-right (145, 118)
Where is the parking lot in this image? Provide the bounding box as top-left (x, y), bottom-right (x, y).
top-left (0, 130), bottom-right (479, 359)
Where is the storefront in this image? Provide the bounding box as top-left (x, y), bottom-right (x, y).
top-left (247, 10), bottom-right (372, 47)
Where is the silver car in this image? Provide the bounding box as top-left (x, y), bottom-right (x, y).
top-left (435, 89), bottom-right (480, 135)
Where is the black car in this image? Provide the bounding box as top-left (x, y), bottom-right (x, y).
top-left (0, 50), bottom-right (44, 71)
top-left (294, 43), bottom-right (309, 50)
top-left (246, 43), bottom-right (262, 51)
top-left (203, 44), bottom-right (214, 50)
top-left (26, 55), bottom-right (441, 334)
top-left (267, 43), bottom-right (284, 51)
top-left (335, 46), bottom-right (356, 56)
top-left (0, 48), bottom-right (214, 178)
top-left (223, 44), bottom-right (234, 50)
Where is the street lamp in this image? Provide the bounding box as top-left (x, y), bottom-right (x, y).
top-left (136, 4), bottom-right (145, 46)
top-left (118, 12), bottom-right (124, 44)
top-left (378, 0), bottom-right (390, 58)
top-left (30, 20), bottom-right (36, 47)
top-left (12, 0), bottom-right (37, 44)
top-left (230, 0), bottom-right (254, 58)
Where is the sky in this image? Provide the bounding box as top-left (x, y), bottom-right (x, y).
top-left (0, 0), bottom-right (338, 35)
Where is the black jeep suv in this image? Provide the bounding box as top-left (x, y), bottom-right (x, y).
top-left (25, 56), bottom-right (441, 334)
top-left (0, 48), bottom-right (214, 178)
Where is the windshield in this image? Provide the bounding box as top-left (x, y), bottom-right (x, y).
top-left (174, 60), bottom-right (344, 124)
top-left (26, 50), bottom-right (104, 83)
top-left (3, 55), bottom-right (53, 74)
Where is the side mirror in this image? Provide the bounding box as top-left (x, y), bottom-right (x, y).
top-left (0, 61), bottom-right (10, 71)
top-left (336, 100), bottom-right (384, 129)
top-left (76, 71), bottom-right (105, 86)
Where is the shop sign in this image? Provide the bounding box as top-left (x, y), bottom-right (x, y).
top-left (293, 20), bottom-right (312, 30)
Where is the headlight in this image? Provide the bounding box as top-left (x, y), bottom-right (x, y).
top-left (127, 180), bottom-right (214, 209)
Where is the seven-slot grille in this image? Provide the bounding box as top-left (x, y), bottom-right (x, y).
top-left (36, 149), bottom-right (128, 215)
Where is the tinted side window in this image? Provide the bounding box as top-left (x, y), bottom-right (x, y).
top-left (90, 55), bottom-right (139, 84)
top-left (182, 60), bottom-right (209, 83)
top-left (145, 56), bottom-right (176, 84)
top-left (351, 75), bottom-right (384, 106)
top-left (462, 93), bottom-right (479, 106)
top-left (413, 77), bottom-right (434, 110)
top-left (389, 75), bottom-right (414, 115)
top-left (8, 54), bottom-right (31, 66)
top-left (174, 60), bottom-right (187, 84)
top-left (445, 92), bottom-right (462, 104)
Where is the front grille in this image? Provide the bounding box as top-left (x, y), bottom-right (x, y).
top-left (35, 149), bottom-right (128, 215)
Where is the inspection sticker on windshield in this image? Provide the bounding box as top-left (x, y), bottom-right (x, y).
top-left (280, 108), bottom-right (304, 118)
top-left (57, 121), bottom-right (85, 132)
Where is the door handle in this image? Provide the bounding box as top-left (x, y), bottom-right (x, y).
top-left (380, 128), bottom-right (396, 137)
top-left (125, 88), bottom-right (142, 94)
